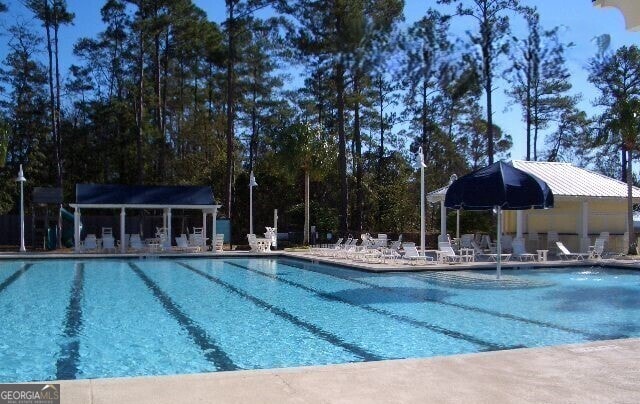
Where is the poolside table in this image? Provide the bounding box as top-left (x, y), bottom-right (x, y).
top-left (459, 248), bottom-right (475, 262)
top-left (145, 238), bottom-right (162, 253)
top-left (537, 249), bottom-right (549, 262)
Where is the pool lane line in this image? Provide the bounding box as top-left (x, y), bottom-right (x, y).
top-left (129, 263), bottom-right (239, 371)
top-left (278, 259), bottom-right (617, 341)
top-left (220, 261), bottom-right (512, 352)
top-left (176, 262), bottom-right (383, 362)
top-left (0, 263), bottom-right (33, 294)
top-left (56, 263), bottom-right (85, 380)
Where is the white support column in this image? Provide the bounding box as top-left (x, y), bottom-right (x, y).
top-left (496, 207), bottom-right (502, 280)
top-left (273, 209), bottom-right (278, 249)
top-left (211, 208), bottom-right (218, 252)
top-left (166, 208), bottom-right (172, 248)
top-left (580, 201), bottom-right (590, 252)
top-left (202, 210), bottom-right (208, 250)
top-left (74, 208), bottom-right (81, 253)
top-left (516, 210), bottom-right (523, 240)
top-left (439, 200), bottom-right (447, 242)
top-left (120, 208), bottom-right (126, 253)
top-left (163, 209), bottom-right (167, 230)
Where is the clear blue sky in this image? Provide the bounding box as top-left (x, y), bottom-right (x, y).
top-left (1, 0), bottom-right (638, 163)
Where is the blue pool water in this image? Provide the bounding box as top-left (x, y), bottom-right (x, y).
top-left (0, 258), bottom-right (639, 382)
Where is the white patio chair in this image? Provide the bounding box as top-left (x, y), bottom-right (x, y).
top-left (102, 227), bottom-right (113, 237)
top-left (247, 234), bottom-right (270, 252)
top-left (189, 228), bottom-right (206, 249)
top-left (214, 234), bottom-right (224, 252)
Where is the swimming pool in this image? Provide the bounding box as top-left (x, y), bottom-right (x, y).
top-left (0, 257), bottom-right (638, 382)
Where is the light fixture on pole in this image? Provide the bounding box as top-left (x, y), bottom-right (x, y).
top-left (249, 171), bottom-right (258, 235)
top-left (449, 174), bottom-right (459, 240)
top-left (16, 164), bottom-right (26, 252)
top-left (416, 147), bottom-right (427, 254)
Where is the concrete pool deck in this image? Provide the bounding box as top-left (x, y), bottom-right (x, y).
top-left (2, 249), bottom-right (640, 273)
top-left (52, 338), bottom-right (640, 404)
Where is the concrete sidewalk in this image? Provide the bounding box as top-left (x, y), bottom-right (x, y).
top-left (55, 338), bottom-right (640, 404)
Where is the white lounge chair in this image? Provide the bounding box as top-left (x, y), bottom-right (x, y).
top-left (480, 234), bottom-right (495, 252)
top-left (129, 234), bottom-right (145, 252)
top-left (313, 237), bottom-right (343, 255)
top-left (556, 241), bottom-right (588, 260)
top-left (388, 240), bottom-right (401, 251)
top-left (101, 236), bottom-right (116, 253)
top-left (512, 238), bottom-right (536, 261)
top-left (155, 227), bottom-right (171, 249)
top-left (460, 234), bottom-right (475, 249)
top-left (437, 242), bottom-right (463, 264)
top-left (470, 240), bottom-right (487, 260)
top-left (380, 247), bottom-right (401, 263)
top-left (81, 234), bottom-right (99, 252)
top-left (335, 242), bottom-right (358, 259)
top-left (175, 235), bottom-right (200, 253)
top-left (403, 246), bottom-right (434, 265)
top-left (589, 238), bottom-right (606, 260)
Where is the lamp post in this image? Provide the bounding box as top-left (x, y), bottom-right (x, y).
top-left (249, 171), bottom-right (258, 234)
top-left (16, 165), bottom-right (26, 252)
top-left (416, 147), bottom-right (427, 254)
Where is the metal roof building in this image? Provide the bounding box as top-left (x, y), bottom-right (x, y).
top-left (428, 161), bottom-right (639, 252)
top-left (594, 0), bottom-right (640, 31)
top-left (511, 160), bottom-right (640, 201)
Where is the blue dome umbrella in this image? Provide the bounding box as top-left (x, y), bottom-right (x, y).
top-left (444, 161), bottom-right (554, 278)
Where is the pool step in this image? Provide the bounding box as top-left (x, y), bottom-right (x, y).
top-left (412, 271), bottom-right (554, 290)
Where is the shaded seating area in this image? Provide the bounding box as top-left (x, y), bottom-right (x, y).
top-left (71, 184), bottom-right (221, 254)
top-left (429, 160), bottom-right (640, 262)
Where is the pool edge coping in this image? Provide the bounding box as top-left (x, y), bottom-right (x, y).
top-left (31, 337), bottom-right (640, 404)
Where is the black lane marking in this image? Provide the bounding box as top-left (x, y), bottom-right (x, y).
top-left (177, 262), bottom-right (383, 362)
top-left (279, 259), bottom-right (617, 341)
top-left (56, 263), bottom-right (85, 380)
top-left (0, 263), bottom-right (33, 294)
top-left (129, 263), bottom-right (239, 371)
top-left (222, 260), bottom-right (512, 351)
